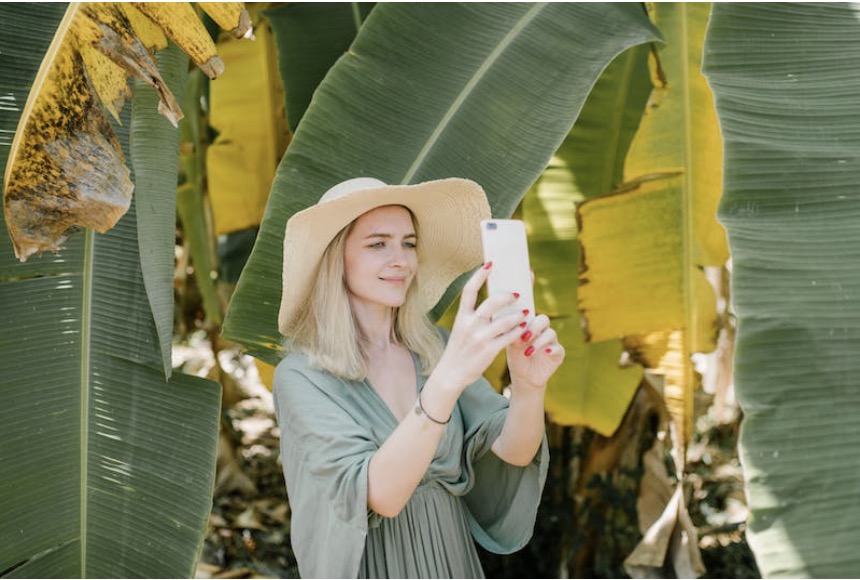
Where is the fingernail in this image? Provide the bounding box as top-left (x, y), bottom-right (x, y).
top-left (545, 347), bottom-right (553, 354)
top-left (525, 345), bottom-right (535, 357)
top-left (483, 261), bottom-right (493, 270)
top-left (522, 309), bottom-right (530, 316)
top-left (512, 292), bottom-right (520, 299)
top-left (519, 322), bottom-right (527, 328)
top-left (521, 331), bottom-right (532, 342)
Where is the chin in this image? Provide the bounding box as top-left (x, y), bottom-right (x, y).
top-left (383, 296), bottom-right (408, 309)
top-left (378, 284), bottom-right (411, 308)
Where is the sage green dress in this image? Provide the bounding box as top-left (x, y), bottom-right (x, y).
top-left (273, 339), bottom-right (549, 579)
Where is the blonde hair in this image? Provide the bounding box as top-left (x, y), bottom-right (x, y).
top-left (285, 208), bottom-right (444, 381)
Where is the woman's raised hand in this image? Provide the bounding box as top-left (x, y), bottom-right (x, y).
top-left (506, 312), bottom-right (565, 392)
top-left (434, 263), bottom-right (527, 391)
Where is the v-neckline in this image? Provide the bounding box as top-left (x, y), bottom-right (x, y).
top-left (363, 350), bottom-right (422, 424)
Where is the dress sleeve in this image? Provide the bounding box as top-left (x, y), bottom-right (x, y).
top-left (458, 375), bottom-right (550, 555)
top-left (272, 357), bottom-right (376, 579)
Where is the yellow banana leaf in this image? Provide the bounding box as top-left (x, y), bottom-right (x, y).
top-left (524, 170), bottom-right (643, 436)
top-left (443, 41), bottom-right (654, 435)
top-left (130, 2), bottom-right (228, 78)
top-left (577, 3), bottom-right (728, 446)
top-left (256, 359), bottom-right (275, 391)
top-left (504, 43), bottom-right (652, 435)
top-left (3, 2), bottom-right (247, 262)
top-left (207, 6), bottom-right (288, 236)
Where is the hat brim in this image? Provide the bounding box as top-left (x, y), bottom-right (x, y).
top-left (279, 178), bottom-right (491, 336)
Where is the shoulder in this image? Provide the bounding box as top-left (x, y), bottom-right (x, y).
top-left (276, 350), bottom-right (314, 375)
top-left (274, 351), bottom-right (312, 384)
top-left (274, 352), bottom-right (343, 403)
top-left (273, 352), bottom-right (361, 427)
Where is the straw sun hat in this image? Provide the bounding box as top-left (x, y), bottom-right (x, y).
top-left (278, 177), bottom-right (492, 336)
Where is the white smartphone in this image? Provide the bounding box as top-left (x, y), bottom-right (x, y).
top-left (480, 219), bottom-right (535, 323)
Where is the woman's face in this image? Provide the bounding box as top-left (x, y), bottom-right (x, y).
top-left (343, 205), bottom-right (418, 312)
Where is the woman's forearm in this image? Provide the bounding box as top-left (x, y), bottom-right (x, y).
top-left (491, 384), bottom-right (546, 467)
top-left (366, 373), bottom-right (460, 518)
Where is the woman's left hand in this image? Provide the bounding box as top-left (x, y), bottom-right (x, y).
top-left (506, 313), bottom-right (565, 391)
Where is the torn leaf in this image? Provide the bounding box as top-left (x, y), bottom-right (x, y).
top-left (3, 15), bottom-right (134, 262)
top-left (198, 2), bottom-right (254, 39)
top-left (3, 2), bottom-right (249, 261)
top-left (131, 3), bottom-right (225, 78)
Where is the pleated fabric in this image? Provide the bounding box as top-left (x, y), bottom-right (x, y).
top-left (273, 341), bottom-right (549, 579)
top-left (360, 483), bottom-right (484, 578)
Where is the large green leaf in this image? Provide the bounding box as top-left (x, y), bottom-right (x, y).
top-left (704, 3), bottom-right (860, 577)
top-left (0, 4), bottom-right (220, 577)
top-left (225, 2), bottom-right (661, 363)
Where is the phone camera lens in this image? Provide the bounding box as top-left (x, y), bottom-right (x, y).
top-left (486, 222), bottom-right (497, 230)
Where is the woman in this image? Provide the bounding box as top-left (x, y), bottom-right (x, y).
top-left (273, 177), bottom-right (565, 578)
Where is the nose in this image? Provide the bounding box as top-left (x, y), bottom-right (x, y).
top-left (388, 245), bottom-right (409, 267)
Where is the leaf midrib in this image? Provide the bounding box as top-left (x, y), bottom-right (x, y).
top-left (680, 3), bottom-right (696, 450)
top-left (79, 228), bottom-right (93, 575)
top-left (400, 3), bottom-right (547, 184)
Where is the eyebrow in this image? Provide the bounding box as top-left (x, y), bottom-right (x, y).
top-left (364, 232), bottom-right (417, 239)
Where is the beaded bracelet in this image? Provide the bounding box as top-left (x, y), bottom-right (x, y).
top-left (414, 391), bottom-right (450, 425)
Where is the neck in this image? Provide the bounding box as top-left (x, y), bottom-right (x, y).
top-left (350, 299), bottom-right (397, 351)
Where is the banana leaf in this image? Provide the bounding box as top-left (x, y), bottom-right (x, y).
top-left (1, 3), bottom-right (244, 264)
top-left (264, 2), bottom-right (376, 132)
top-left (577, 2), bottom-right (727, 446)
top-left (553, 42), bottom-right (653, 200)
top-left (525, 42), bottom-right (652, 435)
top-left (132, 42), bottom-right (187, 377)
top-left (0, 4), bottom-right (221, 577)
top-left (704, 3), bottom-right (860, 577)
top-left (207, 5), bottom-right (288, 237)
top-left (224, 2), bottom-right (661, 364)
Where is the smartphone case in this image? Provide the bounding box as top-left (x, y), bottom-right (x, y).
top-left (480, 219), bottom-right (535, 322)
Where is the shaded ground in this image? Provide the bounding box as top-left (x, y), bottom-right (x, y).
top-left (688, 417), bottom-right (760, 579)
top-left (184, 341), bottom-right (759, 579)
top-left (197, 390), bottom-right (296, 579)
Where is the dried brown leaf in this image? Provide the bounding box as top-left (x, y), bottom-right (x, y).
top-left (3, 2), bottom-right (245, 261)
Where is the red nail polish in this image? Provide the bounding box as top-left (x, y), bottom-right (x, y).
top-left (522, 309), bottom-right (530, 316)
top-left (525, 345), bottom-right (535, 357)
top-left (545, 347), bottom-right (553, 354)
top-left (521, 331), bottom-right (532, 342)
top-left (519, 322), bottom-right (527, 328)
top-left (483, 261), bottom-right (493, 270)
top-left (513, 292), bottom-right (520, 299)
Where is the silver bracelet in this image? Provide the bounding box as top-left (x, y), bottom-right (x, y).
top-left (415, 391), bottom-right (450, 425)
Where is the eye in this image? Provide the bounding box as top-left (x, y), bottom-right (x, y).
top-left (404, 240), bottom-right (417, 250)
top-left (369, 241), bottom-right (385, 249)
